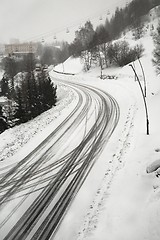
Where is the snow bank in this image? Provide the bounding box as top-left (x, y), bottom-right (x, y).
top-left (54, 56), bottom-right (84, 74)
top-left (0, 69), bottom-right (4, 79)
top-left (0, 84), bottom-right (77, 162)
top-left (146, 159), bottom-right (160, 174)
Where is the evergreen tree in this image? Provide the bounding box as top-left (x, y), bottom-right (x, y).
top-left (14, 87), bottom-right (26, 122)
top-left (35, 67), bottom-right (57, 112)
top-left (104, 18), bottom-right (111, 39)
top-left (43, 76), bottom-right (57, 109)
top-left (24, 52), bottom-right (35, 72)
top-left (96, 24), bottom-right (110, 45)
top-left (41, 46), bottom-right (54, 66)
top-left (0, 106), bottom-right (8, 133)
top-left (14, 67), bottom-right (57, 123)
top-left (132, 19), bottom-right (144, 40)
top-left (153, 21), bottom-right (160, 74)
top-left (69, 39), bottom-right (83, 57)
top-left (3, 56), bottom-right (17, 98)
top-left (3, 56), bottom-right (17, 78)
top-left (74, 21), bottom-right (95, 51)
top-left (109, 7), bottom-right (125, 39)
top-left (0, 75), bottom-right (10, 96)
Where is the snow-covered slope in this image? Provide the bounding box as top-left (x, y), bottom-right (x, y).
top-left (52, 9), bottom-right (160, 240)
top-left (0, 84), bottom-right (77, 162)
top-left (54, 56), bottom-right (84, 74)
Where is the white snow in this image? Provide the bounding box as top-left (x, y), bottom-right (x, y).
top-left (0, 83), bottom-right (78, 163)
top-left (0, 69), bottom-right (4, 80)
top-left (146, 159), bottom-right (160, 174)
top-left (1, 7), bottom-right (160, 240)
top-left (54, 56), bottom-right (84, 74)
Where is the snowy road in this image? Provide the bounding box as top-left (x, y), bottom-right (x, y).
top-left (0, 80), bottom-right (119, 240)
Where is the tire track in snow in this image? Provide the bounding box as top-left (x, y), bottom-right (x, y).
top-left (0, 80), bottom-right (120, 240)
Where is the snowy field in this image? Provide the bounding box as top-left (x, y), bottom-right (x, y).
top-left (1, 8), bottom-right (160, 240)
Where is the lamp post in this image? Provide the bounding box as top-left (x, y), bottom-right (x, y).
top-left (129, 64), bottom-right (149, 135)
top-left (138, 58), bottom-right (146, 97)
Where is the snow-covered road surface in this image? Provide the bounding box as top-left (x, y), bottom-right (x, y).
top-left (0, 80), bottom-right (119, 239)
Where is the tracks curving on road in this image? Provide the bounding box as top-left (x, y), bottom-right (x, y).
top-left (0, 79), bottom-right (120, 240)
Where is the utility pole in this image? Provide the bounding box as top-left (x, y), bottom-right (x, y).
top-left (129, 64), bottom-right (149, 135)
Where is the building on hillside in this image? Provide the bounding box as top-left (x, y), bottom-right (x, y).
top-left (5, 42), bottom-right (38, 58)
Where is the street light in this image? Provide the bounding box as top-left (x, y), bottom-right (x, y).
top-left (129, 64), bottom-right (149, 135)
top-left (138, 58), bottom-right (146, 97)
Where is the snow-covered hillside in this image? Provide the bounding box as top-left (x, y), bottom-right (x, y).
top-left (51, 9), bottom-right (160, 240)
top-left (0, 6), bottom-right (160, 240)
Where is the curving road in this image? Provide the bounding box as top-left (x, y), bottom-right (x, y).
top-left (0, 79), bottom-right (120, 240)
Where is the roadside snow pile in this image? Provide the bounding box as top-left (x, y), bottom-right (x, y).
top-left (0, 83), bottom-right (77, 162)
top-left (146, 159), bottom-right (160, 175)
top-left (0, 69), bottom-right (4, 79)
top-left (54, 56), bottom-right (84, 74)
top-left (0, 96), bottom-right (8, 105)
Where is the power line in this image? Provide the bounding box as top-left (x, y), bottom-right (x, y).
top-left (22, 8), bottom-right (112, 43)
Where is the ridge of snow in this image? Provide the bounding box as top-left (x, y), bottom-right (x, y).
top-left (0, 83), bottom-right (77, 163)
